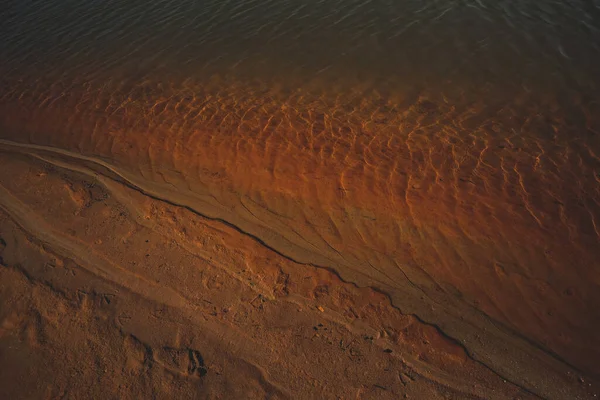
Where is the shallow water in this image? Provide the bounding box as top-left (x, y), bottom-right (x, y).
top-left (1, 0), bottom-right (600, 397)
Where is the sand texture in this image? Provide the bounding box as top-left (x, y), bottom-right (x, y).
top-left (0, 74), bottom-right (599, 399)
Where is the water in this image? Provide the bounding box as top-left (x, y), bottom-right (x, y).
top-left (1, 0), bottom-right (600, 396)
top-left (3, 0), bottom-right (600, 92)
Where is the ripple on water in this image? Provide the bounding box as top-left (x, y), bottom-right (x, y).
top-left (0, 73), bottom-right (598, 398)
top-left (1, 0), bottom-right (600, 397)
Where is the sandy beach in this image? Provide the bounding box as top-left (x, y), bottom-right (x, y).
top-left (1, 0), bottom-right (600, 398)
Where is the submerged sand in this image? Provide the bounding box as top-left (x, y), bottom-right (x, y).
top-left (0, 74), bottom-right (599, 399)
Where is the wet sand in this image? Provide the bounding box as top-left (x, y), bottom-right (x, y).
top-left (0, 74), bottom-right (599, 398)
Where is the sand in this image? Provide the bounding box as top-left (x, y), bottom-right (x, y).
top-left (0, 151), bottom-right (538, 400)
top-left (0, 75), bottom-right (599, 399)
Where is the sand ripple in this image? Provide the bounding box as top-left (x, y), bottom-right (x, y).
top-left (1, 75), bottom-right (599, 398)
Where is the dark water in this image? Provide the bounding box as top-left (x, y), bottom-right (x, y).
top-left (3, 0), bottom-right (600, 96)
top-left (1, 0), bottom-right (600, 397)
